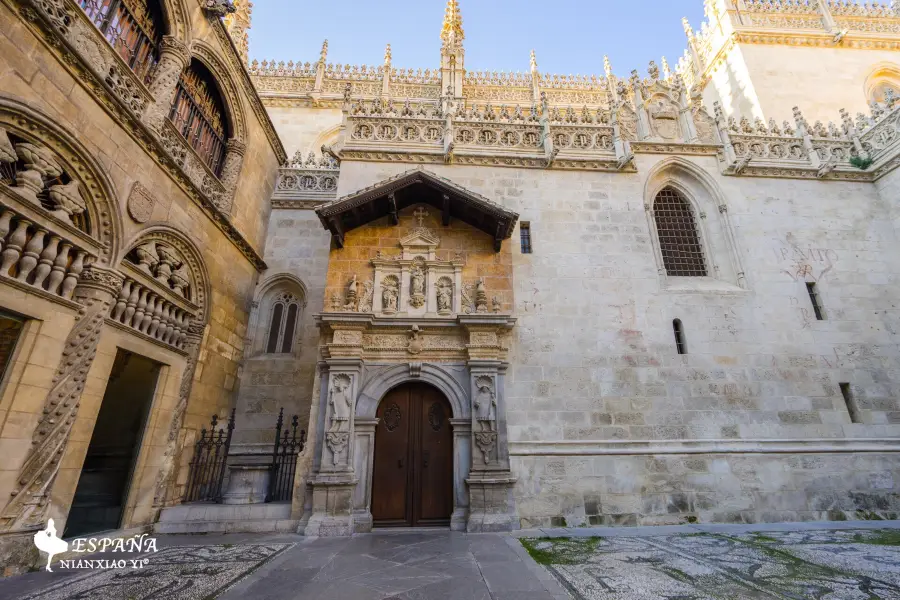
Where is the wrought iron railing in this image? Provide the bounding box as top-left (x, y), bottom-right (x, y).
top-left (267, 408), bottom-right (307, 502)
top-left (183, 407), bottom-right (306, 504)
top-left (183, 409), bottom-right (235, 503)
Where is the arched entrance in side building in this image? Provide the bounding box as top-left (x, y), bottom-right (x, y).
top-left (371, 382), bottom-right (453, 527)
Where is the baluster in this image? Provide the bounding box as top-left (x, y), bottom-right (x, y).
top-left (17, 228), bottom-right (46, 282)
top-left (32, 234), bottom-right (60, 289)
top-left (123, 280), bottom-right (141, 324)
top-left (0, 210), bottom-right (14, 254)
top-left (176, 313), bottom-right (190, 348)
top-left (140, 293), bottom-right (156, 333)
top-left (60, 250), bottom-right (85, 300)
top-left (46, 242), bottom-right (70, 295)
top-left (156, 302), bottom-right (174, 344)
top-left (163, 305), bottom-right (176, 344)
top-left (169, 308), bottom-right (182, 346)
top-left (111, 279), bottom-right (131, 321)
top-left (131, 287), bottom-right (149, 329)
top-left (0, 218), bottom-right (30, 276)
top-left (148, 297), bottom-right (164, 338)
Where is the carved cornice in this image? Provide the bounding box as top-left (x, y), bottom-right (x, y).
top-left (7, 0), bottom-right (268, 271)
top-left (510, 438), bottom-right (900, 457)
top-left (631, 142), bottom-right (721, 156)
top-left (339, 149), bottom-right (631, 172)
top-left (271, 199), bottom-right (330, 209)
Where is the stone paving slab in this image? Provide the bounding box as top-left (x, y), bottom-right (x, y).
top-left (522, 527), bottom-right (900, 599)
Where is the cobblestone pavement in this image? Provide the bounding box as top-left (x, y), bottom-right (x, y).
top-left (2, 523), bottom-right (899, 599)
top-left (523, 526), bottom-right (900, 600)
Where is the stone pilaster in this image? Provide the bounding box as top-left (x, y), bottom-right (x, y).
top-left (351, 418), bottom-right (378, 532)
top-left (143, 36), bottom-right (191, 132)
top-left (449, 418), bottom-right (471, 531)
top-left (0, 265), bottom-right (122, 532)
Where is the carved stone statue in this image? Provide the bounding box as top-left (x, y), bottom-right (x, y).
top-left (328, 373), bottom-right (352, 432)
top-left (475, 278), bottom-right (488, 313)
top-left (436, 279), bottom-right (453, 314)
top-left (474, 375), bottom-right (496, 430)
top-left (382, 276), bottom-right (399, 313)
top-left (409, 264), bottom-right (426, 308)
top-left (343, 275), bottom-right (358, 311)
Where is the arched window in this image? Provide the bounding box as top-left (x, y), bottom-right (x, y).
top-left (265, 292), bottom-right (301, 354)
top-left (653, 187), bottom-right (707, 277)
top-left (78, 0), bottom-right (164, 84)
top-left (168, 60), bottom-right (229, 176)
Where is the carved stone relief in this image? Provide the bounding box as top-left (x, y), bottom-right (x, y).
top-left (436, 276), bottom-right (453, 314)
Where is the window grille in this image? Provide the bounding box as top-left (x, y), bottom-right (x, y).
top-left (520, 222), bottom-right (532, 254)
top-left (653, 188), bottom-right (707, 277)
top-left (806, 282), bottom-right (824, 320)
top-left (673, 319), bottom-right (687, 355)
top-left (266, 293), bottom-right (301, 354)
top-left (79, 0), bottom-right (162, 84)
top-left (169, 63), bottom-right (228, 176)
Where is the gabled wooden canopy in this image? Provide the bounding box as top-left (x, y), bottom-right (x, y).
top-left (316, 169), bottom-right (520, 252)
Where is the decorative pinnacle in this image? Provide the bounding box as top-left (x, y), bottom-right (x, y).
top-left (661, 57), bottom-right (671, 79)
top-left (384, 43), bottom-right (392, 65)
top-left (319, 39), bottom-right (328, 63)
top-left (441, 0), bottom-right (464, 46)
top-left (530, 49), bottom-right (538, 72)
top-left (604, 55), bottom-right (613, 79)
top-left (682, 17), bottom-right (694, 38)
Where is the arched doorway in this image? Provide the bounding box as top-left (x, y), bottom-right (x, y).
top-left (371, 382), bottom-right (453, 527)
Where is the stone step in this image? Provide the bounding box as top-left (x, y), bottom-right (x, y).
top-left (155, 503), bottom-right (297, 534)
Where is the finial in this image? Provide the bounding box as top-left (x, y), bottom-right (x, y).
top-left (648, 60), bottom-right (659, 80)
top-left (384, 43), bottom-right (392, 66)
top-left (319, 39), bottom-right (329, 64)
top-left (441, 0), bottom-right (465, 48)
top-left (530, 49), bottom-right (538, 72)
top-left (661, 57), bottom-right (671, 79)
top-left (604, 55), bottom-right (612, 79)
top-left (682, 17), bottom-right (694, 39)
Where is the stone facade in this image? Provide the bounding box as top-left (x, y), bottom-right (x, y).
top-left (246, 0), bottom-right (900, 534)
top-left (0, 0), bottom-right (282, 574)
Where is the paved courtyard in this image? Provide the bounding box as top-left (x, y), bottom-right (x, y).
top-left (0, 522), bottom-right (898, 599)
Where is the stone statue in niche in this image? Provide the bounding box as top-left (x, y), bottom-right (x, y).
top-left (409, 264), bottom-right (426, 308)
top-left (328, 373), bottom-right (352, 432)
top-left (382, 276), bottom-right (399, 313)
top-left (343, 275), bottom-right (358, 311)
top-left (436, 278), bottom-right (453, 314)
top-left (475, 278), bottom-right (488, 313)
top-left (474, 375), bottom-right (496, 431)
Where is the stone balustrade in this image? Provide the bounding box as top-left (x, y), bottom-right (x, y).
top-left (109, 263), bottom-right (199, 350)
top-left (273, 152), bottom-right (340, 204)
top-left (0, 185), bottom-right (100, 302)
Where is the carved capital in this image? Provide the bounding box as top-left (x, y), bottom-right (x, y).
top-left (226, 138), bottom-right (247, 156)
top-left (159, 35), bottom-right (190, 65)
top-left (75, 264), bottom-right (124, 299)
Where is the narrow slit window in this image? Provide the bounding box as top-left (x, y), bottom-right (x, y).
top-left (520, 222), bottom-right (532, 254)
top-left (266, 303), bottom-right (284, 354)
top-left (806, 282), bottom-right (825, 320)
top-left (673, 319), bottom-right (687, 355)
top-left (840, 383), bottom-right (862, 424)
top-left (281, 303), bottom-right (298, 353)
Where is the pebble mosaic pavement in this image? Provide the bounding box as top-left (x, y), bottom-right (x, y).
top-left (529, 529), bottom-right (900, 600)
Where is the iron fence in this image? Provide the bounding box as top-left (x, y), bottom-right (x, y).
top-left (183, 407), bottom-right (305, 504)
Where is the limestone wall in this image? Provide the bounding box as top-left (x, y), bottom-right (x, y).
top-left (334, 156), bottom-right (900, 526)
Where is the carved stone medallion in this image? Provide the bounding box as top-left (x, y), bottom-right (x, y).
top-left (127, 182), bottom-right (156, 223)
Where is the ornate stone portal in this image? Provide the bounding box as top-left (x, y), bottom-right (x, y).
top-left (305, 175), bottom-right (519, 535)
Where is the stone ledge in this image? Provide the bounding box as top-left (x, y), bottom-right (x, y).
top-left (509, 438), bottom-right (900, 456)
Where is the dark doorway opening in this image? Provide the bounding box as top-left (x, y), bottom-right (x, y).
top-left (64, 350), bottom-right (161, 538)
top-left (371, 382), bottom-right (453, 527)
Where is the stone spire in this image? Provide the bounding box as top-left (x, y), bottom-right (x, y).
top-left (441, 0), bottom-right (465, 50)
top-left (223, 0), bottom-right (252, 64)
top-left (319, 39), bottom-right (329, 65)
top-left (604, 55), bottom-right (613, 79)
top-left (384, 43), bottom-right (392, 67)
top-left (530, 49), bottom-right (538, 72)
top-left (440, 0), bottom-right (465, 97)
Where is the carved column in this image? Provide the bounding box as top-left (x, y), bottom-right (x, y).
top-left (462, 316), bottom-right (518, 532)
top-left (217, 139), bottom-right (247, 210)
top-left (350, 417), bottom-right (378, 532)
top-left (152, 321), bottom-right (206, 512)
top-left (449, 418), bottom-right (471, 531)
top-left (143, 36), bottom-right (191, 131)
top-left (0, 265), bottom-right (123, 533)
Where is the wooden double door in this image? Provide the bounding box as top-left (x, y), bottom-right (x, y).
top-left (371, 383), bottom-right (454, 527)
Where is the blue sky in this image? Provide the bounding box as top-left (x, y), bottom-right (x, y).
top-left (248, 1), bottom-right (707, 78)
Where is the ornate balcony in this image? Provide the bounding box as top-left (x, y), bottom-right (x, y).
top-left (272, 151), bottom-right (340, 207)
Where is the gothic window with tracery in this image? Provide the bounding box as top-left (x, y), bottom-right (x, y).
top-left (78, 0), bottom-right (164, 84)
top-left (168, 60), bottom-right (229, 176)
top-left (266, 292), bottom-right (301, 354)
top-left (653, 187), bottom-right (707, 277)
